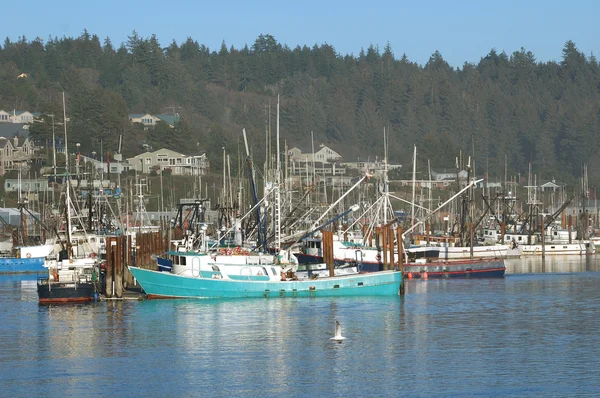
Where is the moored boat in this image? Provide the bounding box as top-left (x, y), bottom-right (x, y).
top-left (128, 250), bottom-right (401, 298)
top-left (36, 92), bottom-right (100, 305)
top-left (37, 255), bottom-right (99, 304)
top-left (404, 258), bottom-right (506, 278)
top-left (296, 236), bottom-right (506, 277)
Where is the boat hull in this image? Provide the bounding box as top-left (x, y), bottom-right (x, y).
top-left (404, 259), bottom-right (506, 278)
top-left (438, 245), bottom-right (509, 260)
top-left (128, 266), bottom-right (402, 298)
top-left (520, 242), bottom-right (594, 256)
top-left (37, 279), bottom-right (96, 304)
top-left (0, 257), bottom-right (45, 274)
top-left (295, 253), bottom-right (505, 277)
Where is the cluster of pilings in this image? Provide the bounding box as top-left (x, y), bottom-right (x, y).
top-left (322, 226), bottom-right (405, 295)
top-left (103, 231), bottom-right (168, 299)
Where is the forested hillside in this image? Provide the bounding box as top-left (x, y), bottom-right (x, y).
top-left (1, 31), bottom-right (599, 184)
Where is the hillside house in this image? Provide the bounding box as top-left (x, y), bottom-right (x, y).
top-left (0, 110), bottom-right (41, 124)
top-left (288, 144), bottom-right (342, 164)
top-left (0, 134), bottom-right (37, 176)
top-left (129, 113), bottom-right (180, 128)
top-left (126, 148), bottom-right (209, 175)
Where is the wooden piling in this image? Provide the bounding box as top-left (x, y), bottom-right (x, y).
top-left (105, 237), bottom-right (114, 298)
top-left (540, 214), bottom-right (546, 265)
top-left (568, 216), bottom-right (572, 244)
top-left (115, 236), bottom-right (123, 298)
top-left (382, 227), bottom-right (388, 270)
top-left (387, 227), bottom-right (394, 271)
top-left (469, 221), bottom-right (474, 259)
top-left (125, 234), bottom-right (133, 287)
top-left (322, 230), bottom-right (334, 277)
top-left (396, 227), bottom-right (405, 296)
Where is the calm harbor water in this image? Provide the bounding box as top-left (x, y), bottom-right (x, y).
top-left (2, 257), bottom-right (600, 397)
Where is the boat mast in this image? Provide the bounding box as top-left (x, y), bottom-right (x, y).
top-left (411, 145), bottom-right (417, 228)
top-left (275, 95), bottom-right (281, 250)
top-left (62, 92), bottom-right (72, 258)
top-left (51, 113), bottom-right (57, 206)
top-left (383, 127), bottom-right (388, 226)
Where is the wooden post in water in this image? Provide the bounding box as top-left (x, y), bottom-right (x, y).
top-left (568, 216), bottom-right (572, 244)
top-left (469, 221), bottom-right (474, 259)
top-left (426, 223), bottom-right (430, 245)
top-left (143, 232), bottom-right (148, 267)
top-left (388, 227), bottom-right (394, 271)
top-left (322, 230), bottom-right (334, 277)
top-left (397, 227), bottom-right (405, 295)
top-left (500, 222), bottom-right (505, 244)
top-left (382, 227), bottom-right (388, 270)
top-left (125, 234), bottom-right (133, 287)
top-left (540, 214), bottom-right (546, 268)
top-left (115, 235), bottom-right (123, 298)
top-left (105, 237), bottom-right (114, 298)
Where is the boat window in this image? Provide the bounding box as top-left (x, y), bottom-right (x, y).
top-left (271, 267), bottom-right (278, 275)
top-left (90, 238), bottom-right (96, 243)
top-left (173, 256), bottom-right (179, 265)
top-left (181, 256), bottom-right (186, 266)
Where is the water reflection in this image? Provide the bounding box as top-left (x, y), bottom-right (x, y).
top-left (2, 258), bottom-right (600, 397)
top-left (506, 255), bottom-right (600, 274)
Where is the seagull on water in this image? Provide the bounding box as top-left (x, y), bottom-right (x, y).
top-left (330, 320), bottom-right (345, 342)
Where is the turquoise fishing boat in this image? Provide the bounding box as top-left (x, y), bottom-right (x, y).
top-left (128, 252), bottom-right (401, 298)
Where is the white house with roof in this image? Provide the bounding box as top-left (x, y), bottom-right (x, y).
top-left (126, 148), bottom-right (209, 175)
top-left (80, 154), bottom-right (130, 174)
top-left (288, 143), bottom-right (342, 164)
top-left (0, 110), bottom-right (41, 124)
top-left (129, 113), bottom-right (180, 128)
top-left (341, 159), bottom-right (402, 173)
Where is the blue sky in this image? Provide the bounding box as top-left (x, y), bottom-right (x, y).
top-left (3, 0), bottom-right (598, 67)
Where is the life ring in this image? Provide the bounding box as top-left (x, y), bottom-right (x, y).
top-left (376, 254), bottom-right (381, 261)
top-left (26, 253), bottom-right (31, 258)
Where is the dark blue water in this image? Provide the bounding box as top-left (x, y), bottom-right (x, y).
top-left (2, 257), bottom-right (600, 397)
